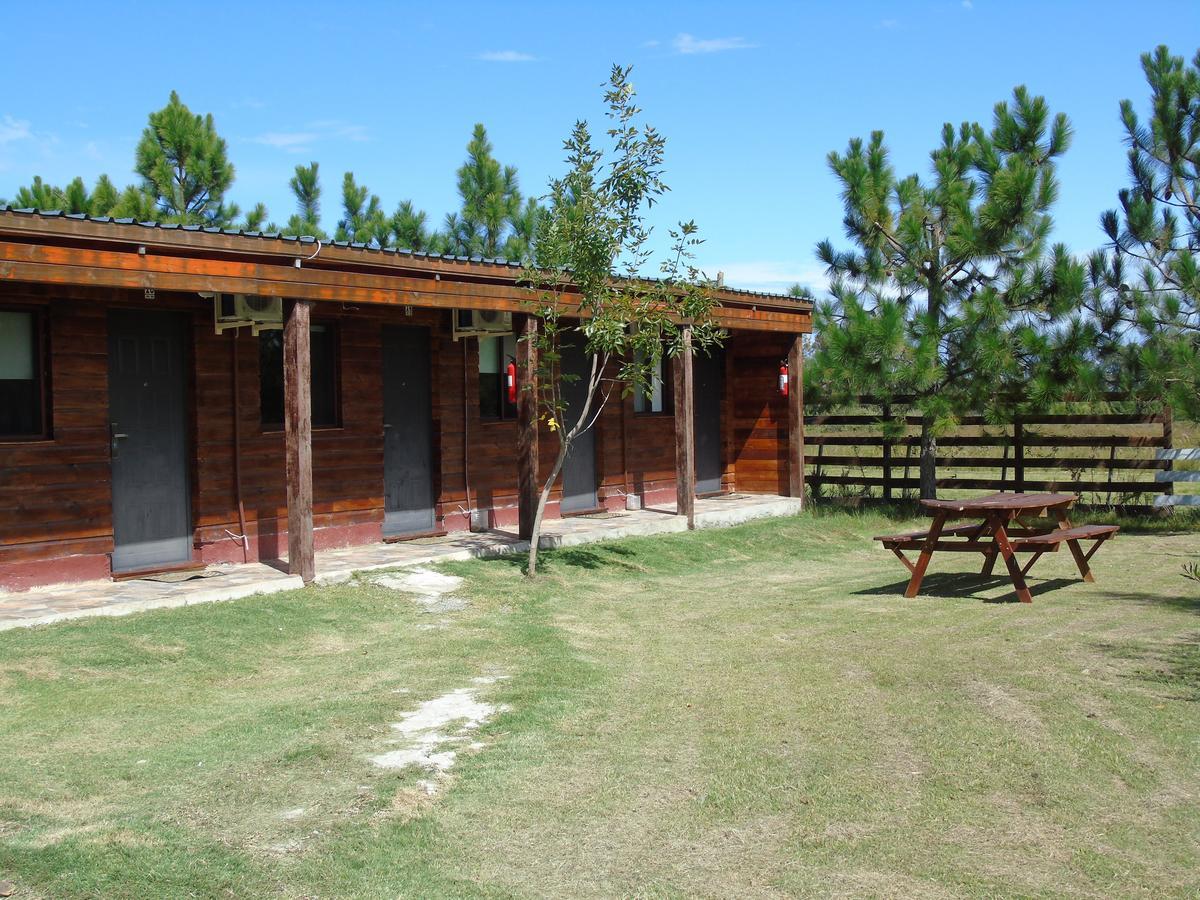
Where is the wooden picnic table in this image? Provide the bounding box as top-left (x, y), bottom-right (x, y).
top-left (874, 492), bottom-right (1118, 603)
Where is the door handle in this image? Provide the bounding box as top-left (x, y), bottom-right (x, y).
top-left (110, 424), bottom-right (129, 458)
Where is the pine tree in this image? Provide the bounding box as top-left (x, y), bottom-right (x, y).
top-left (334, 172), bottom-right (388, 244)
top-left (437, 123), bottom-right (542, 260)
top-left (134, 91), bottom-right (235, 225)
top-left (283, 162), bottom-right (327, 239)
top-left (390, 199), bottom-right (432, 251)
top-left (7, 173), bottom-right (128, 217)
top-left (812, 87), bottom-right (1086, 498)
top-left (1087, 45), bottom-right (1200, 416)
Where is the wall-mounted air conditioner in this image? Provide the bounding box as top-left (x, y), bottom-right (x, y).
top-left (206, 293), bottom-right (285, 335)
top-left (452, 308), bottom-right (512, 340)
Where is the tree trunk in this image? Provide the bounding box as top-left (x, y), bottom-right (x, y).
top-left (919, 417), bottom-right (937, 501)
top-left (526, 441), bottom-right (569, 577)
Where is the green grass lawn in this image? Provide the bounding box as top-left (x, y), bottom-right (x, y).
top-left (1, 511), bottom-right (1197, 898)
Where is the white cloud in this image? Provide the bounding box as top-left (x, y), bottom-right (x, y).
top-left (704, 260), bottom-right (830, 294)
top-left (306, 120), bottom-right (368, 142)
top-left (962, 0), bottom-right (973, 8)
top-left (0, 116), bottom-right (32, 145)
top-left (478, 50), bottom-right (536, 63)
top-left (252, 131), bottom-right (317, 151)
top-left (250, 120), bottom-right (368, 153)
top-left (672, 33), bottom-right (757, 55)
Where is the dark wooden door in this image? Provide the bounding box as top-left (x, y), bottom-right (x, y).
top-left (382, 325), bottom-right (435, 536)
top-left (107, 310), bottom-right (192, 572)
top-left (694, 348), bottom-right (724, 495)
top-left (559, 337), bottom-right (598, 514)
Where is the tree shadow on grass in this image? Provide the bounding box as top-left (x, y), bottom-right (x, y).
top-left (853, 573), bottom-right (1078, 603)
top-left (487, 544), bottom-right (640, 575)
top-left (1093, 632), bottom-right (1200, 701)
top-left (1081, 588), bottom-right (1200, 615)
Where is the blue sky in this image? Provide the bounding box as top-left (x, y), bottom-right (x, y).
top-left (0, 1), bottom-right (1195, 293)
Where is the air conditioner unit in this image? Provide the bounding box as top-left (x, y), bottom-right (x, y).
top-left (206, 293), bottom-right (284, 335)
top-left (453, 308), bottom-right (512, 341)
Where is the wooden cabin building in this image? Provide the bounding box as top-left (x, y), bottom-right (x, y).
top-left (0, 209), bottom-right (812, 591)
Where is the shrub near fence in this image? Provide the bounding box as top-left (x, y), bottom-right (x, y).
top-left (804, 398), bottom-right (1198, 512)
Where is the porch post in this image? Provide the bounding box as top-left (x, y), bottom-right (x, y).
top-left (787, 332), bottom-right (805, 506)
top-left (674, 322), bottom-right (696, 529)
top-left (284, 299), bottom-right (315, 582)
top-left (515, 313), bottom-right (539, 541)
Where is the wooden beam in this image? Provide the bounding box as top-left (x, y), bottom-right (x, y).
top-left (515, 314), bottom-right (538, 541)
top-left (0, 241), bottom-right (814, 334)
top-left (674, 324), bottom-right (696, 529)
top-left (0, 212), bottom-right (816, 314)
top-left (284, 299), bottom-right (315, 583)
top-left (787, 333), bottom-right (805, 505)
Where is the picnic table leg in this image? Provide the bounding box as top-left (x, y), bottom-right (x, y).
top-left (990, 514), bottom-right (1033, 604)
top-left (904, 511), bottom-right (946, 598)
top-left (1053, 508), bottom-right (1094, 583)
top-left (980, 545), bottom-right (998, 576)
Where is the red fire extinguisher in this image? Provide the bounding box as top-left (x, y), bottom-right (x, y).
top-left (779, 361), bottom-right (789, 397)
top-left (506, 358), bottom-right (518, 404)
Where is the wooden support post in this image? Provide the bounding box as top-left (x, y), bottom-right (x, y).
top-left (787, 333), bottom-right (805, 506)
top-left (515, 313), bottom-right (539, 541)
top-left (284, 299), bottom-right (315, 583)
top-left (674, 323), bottom-right (696, 529)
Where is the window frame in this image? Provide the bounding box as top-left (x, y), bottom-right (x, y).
top-left (632, 345), bottom-right (674, 417)
top-left (478, 334), bottom-right (519, 423)
top-left (258, 319), bottom-right (343, 432)
top-left (0, 304), bottom-right (51, 442)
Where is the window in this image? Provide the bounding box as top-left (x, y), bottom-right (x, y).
top-left (259, 323), bottom-right (340, 429)
top-left (0, 309), bottom-right (47, 439)
top-left (633, 347), bottom-right (672, 415)
top-left (478, 334), bottom-right (517, 421)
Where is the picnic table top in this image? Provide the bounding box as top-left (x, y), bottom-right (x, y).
top-left (919, 492), bottom-right (1078, 514)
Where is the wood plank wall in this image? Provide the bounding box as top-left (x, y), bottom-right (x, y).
top-left (0, 283), bottom-right (799, 588)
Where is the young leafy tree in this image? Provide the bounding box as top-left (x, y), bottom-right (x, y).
top-left (1086, 45), bottom-right (1200, 416)
top-left (522, 65), bottom-right (720, 576)
top-left (134, 91), bottom-right (235, 225)
top-left (812, 87), bottom-right (1085, 498)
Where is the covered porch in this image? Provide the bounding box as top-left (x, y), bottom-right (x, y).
top-left (0, 492), bottom-right (802, 631)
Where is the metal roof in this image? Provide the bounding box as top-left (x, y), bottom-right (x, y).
top-left (0, 205), bottom-right (812, 306)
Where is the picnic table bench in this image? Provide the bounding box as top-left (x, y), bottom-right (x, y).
top-left (874, 492), bottom-right (1118, 603)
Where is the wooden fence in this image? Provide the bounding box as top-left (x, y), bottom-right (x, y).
top-left (803, 400), bottom-right (1194, 511)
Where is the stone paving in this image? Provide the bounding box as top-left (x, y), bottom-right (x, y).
top-left (0, 493), bottom-right (801, 632)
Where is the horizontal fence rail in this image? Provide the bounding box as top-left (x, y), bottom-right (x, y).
top-left (804, 400), bottom-right (1195, 512)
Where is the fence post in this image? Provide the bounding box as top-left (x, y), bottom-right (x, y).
top-left (1162, 405), bottom-right (1174, 505)
top-left (1013, 415), bottom-right (1025, 495)
top-left (881, 402), bottom-right (892, 502)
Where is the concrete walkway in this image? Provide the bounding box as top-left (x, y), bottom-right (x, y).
top-left (0, 493), bottom-right (801, 632)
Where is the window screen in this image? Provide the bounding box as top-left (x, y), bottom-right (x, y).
top-left (260, 324), bottom-right (340, 428)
